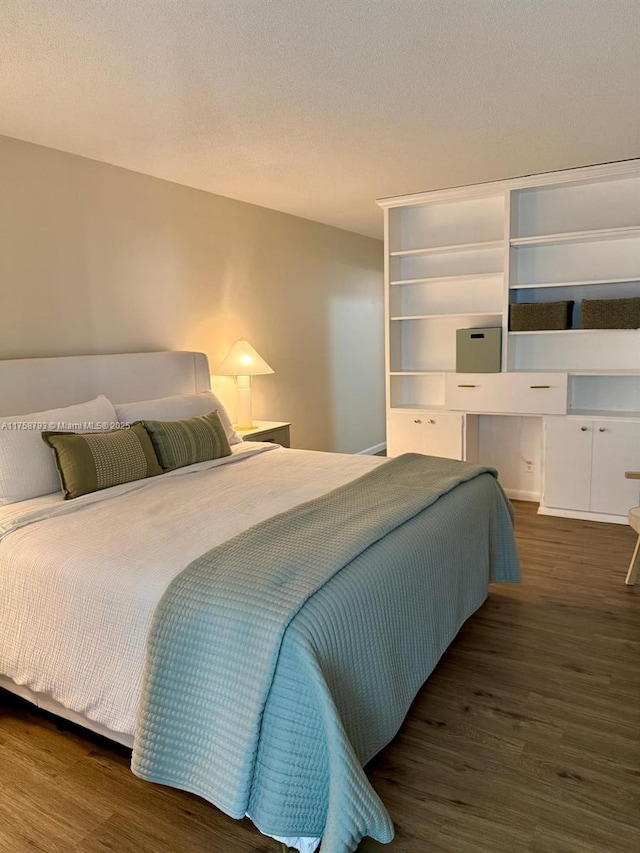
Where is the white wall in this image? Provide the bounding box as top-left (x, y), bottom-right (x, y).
top-left (478, 416), bottom-right (543, 501)
top-left (0, 136), bottom-right (385, 453)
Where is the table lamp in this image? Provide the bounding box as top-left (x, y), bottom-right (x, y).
top-left (215, 338), bottom-right (274, 429)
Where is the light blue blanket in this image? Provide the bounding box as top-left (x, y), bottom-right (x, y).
top-left (132, 454), bottom-right (520, 852)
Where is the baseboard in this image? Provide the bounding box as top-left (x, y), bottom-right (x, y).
top-left (537, 505), bottom-right (629, 525)
top-left (503, 488), bottom-right (540, 502)
top-left (357, 442), bottom-right (386, 456)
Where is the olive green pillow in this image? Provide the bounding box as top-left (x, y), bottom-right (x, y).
top-left (42, 424), bottom-right (163, 500)
top-left (139, 410), bottom-right (232, 472)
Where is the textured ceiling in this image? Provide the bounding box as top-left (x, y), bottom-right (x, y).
top-left (1, 0), bottom-right (639, 238)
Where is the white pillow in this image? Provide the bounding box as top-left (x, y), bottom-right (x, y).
top-left (0, 395), bottom-right (119, 506)
top-left (114, 391), bottom-right (241, 446)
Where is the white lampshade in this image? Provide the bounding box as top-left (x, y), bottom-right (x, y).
top-left (214, 339), bottom-right (274, 430)
top-left (215, 339), bottom-right (274, 376)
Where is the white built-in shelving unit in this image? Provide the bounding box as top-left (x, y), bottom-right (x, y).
top-left (507, 172), bottom-right (640, 380)
top-left (378, 160), bottom-right (640, 522)
top-left (386, 193), bottom-right (505, 413)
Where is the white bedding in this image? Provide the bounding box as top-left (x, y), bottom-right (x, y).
top-left (0, 443), bottom-right (383, 736)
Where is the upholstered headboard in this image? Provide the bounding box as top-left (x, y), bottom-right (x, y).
top-left (0, 351), bottom-right (211, 417)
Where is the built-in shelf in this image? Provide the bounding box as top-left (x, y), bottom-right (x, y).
top-left (567, 409), bottom-right (640, 419)
top-left (510, 368), bottom-right (640, 375)
top-left (389, 404), bottom-right (447, 412)
top-left (510, 276), bottom-right (640, 291)
top-left (390, 239), bottom-right (503, 258)
top-left (568, 368), bottom-right (640, 376)
top-left (510, 225), bottom-right (640, 248)
top-left (391, 312), bottom-right (502, 322)
top-left (390, 272), bottom-right (502, 286)
top-left (509, 328), bottom-right (640, 336)
top-left (389, 370), bottom-right (451, 376)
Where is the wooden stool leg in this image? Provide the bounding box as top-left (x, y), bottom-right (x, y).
top-left (626, 535), bottom-right (640, 585)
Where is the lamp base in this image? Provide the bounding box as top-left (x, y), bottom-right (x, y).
top-left (236, 375), bottom-right (254, 431)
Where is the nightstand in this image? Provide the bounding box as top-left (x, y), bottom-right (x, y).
top-left (235, 420), bottom-right (291, 448)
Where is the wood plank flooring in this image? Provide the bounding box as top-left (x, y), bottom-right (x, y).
top-left (0, 501), bottom-right (638, 852)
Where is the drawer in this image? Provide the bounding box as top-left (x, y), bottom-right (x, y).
top-left (445, 372), bottom-right (567, 415)
top-left (249, 426), bottom-right (290, 447)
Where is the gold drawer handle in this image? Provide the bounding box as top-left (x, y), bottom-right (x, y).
top-left (599, 427), bottom-right (606, 432)
top-left (427, 418), bottom-right (435, 424)
top-left (457, 384), bottom-right (476, 388)
top-left (413, 418), bottom-right (422, 424)
top-left (530, 384), bottom-right (551, 389)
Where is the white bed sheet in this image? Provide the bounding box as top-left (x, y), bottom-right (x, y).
top-left (0, 443), bottom-right (383, 736)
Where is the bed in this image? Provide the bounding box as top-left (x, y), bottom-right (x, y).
top-left (0, 350), bottom-right (520, 853)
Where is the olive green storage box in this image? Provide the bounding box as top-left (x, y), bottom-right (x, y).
top-left (456, 327), bottom-right (502, 373)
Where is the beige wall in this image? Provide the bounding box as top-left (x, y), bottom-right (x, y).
top-left (0, 136), bottom-right (384, 452)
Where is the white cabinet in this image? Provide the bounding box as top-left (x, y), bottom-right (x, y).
top-left (387, 411), bottom-right (465, 460)
top-left (542, 418), bottom-right (640, 518)
top-left (380, 160), bottom-right (640, 521)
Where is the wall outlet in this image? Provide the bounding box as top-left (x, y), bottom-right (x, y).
top-left (524, 460), bottom-right (534, 473)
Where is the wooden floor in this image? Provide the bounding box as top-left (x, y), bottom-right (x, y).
top-left (1, 502), bottom-right (638, 852)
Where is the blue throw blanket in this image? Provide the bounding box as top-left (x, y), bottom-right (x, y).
top-left (132, 454), bottom-right (520, 852)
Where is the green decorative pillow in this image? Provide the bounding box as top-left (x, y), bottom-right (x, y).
top-left (42, 424), bottom-right (163, 500)
top-left (139, 410), bottom-right (232, 472)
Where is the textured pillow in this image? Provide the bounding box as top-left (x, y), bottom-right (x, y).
top-left (0, 395), bottom-right (118, 505)
top-left (115, 391), bottom-right (241, 446)
top-left (140, 410), bottom-right (232, 472)
top-left (41, 424), bottom-right (163, 500)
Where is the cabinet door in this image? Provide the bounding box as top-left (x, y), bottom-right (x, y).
top-left (422, 414), bottom-right (464, 460)
top-left (387, 412), bottom-right (428, 457)
top-left (543, 419), bottom-right (593, 511)
top-left (590, 421), bottom-right (640, 516)
top-left (387, 412), bottom-right (464, 460)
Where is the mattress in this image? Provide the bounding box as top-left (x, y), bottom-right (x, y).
top-left (0, 442), bottom-right (383, 736)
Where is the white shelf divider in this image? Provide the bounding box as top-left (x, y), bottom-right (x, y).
top-left (510, 276), bottom-right (640, 291)
top-left (567, 409), bottom-right (640, 419)
top-left (509, 328), bottom-right (640, 336)
top-left (390, 272), bottom-right (502, 286)
top-left (568, 368), bottom-right (640, 376)
top-left (388, 404), bottom-right (448, 412)
top-left (510, 225), bottom-right (640, 248)
top-left (392, 312), bottom-right (502, 322)
top-left (390, 239), bottom-right (503, 257)
top-left (389, 370), bottom-right (452, 376)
